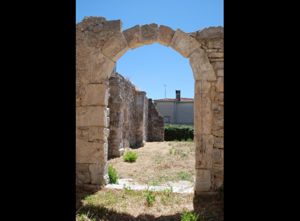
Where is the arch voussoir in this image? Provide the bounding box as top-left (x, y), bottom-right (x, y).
top-left (170, 29), bottom-right (201, 58)
top-left (158, 25), bottom-right (175, 46)
top-left (189, 48), bottom-right (216, 81)
top-left (123, 25), bottom-right (143, 49)
top-left (140, 23), bottom-right (158, 45)
top-left (101, 32), bottom-right (129, 62)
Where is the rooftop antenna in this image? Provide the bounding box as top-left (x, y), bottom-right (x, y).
top-left (163, 84), bottom-right (167, 98)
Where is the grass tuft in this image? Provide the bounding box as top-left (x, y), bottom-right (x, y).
top-left (123, 151), bottom-right (138, 162)
top-left (108, 165), bottom-right (118, 184)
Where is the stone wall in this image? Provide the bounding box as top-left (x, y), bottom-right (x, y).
top-left (76, 17), bottom-right (223, 194)
top-left (108, 72), bottom-right (164, 159)
top-left (191, 27), bottom-right (224, 190)
top-left (148, 99), bottom-right (164, 141)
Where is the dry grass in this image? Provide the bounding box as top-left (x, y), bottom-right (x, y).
top-left (108, 141), bottom-right (195, 185)
top-left (76, 188), bottom-right (223, 221)
top-left (76, 142), bottom-right (223, 221)
top-left (77, 188), bottom-right (193, 218)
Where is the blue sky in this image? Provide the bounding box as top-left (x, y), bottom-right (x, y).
top-left (77, 0), bottom-right (223, 99)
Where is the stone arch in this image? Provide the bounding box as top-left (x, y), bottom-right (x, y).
top-left (76, 17), bottom-right (224, 195)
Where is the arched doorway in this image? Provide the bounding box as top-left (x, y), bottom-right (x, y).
top-left (76, 17), bottom-right (223, 195)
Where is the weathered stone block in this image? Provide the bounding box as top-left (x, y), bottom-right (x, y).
top-left (158, 25), bottom-right (175, 46)
top-left (102, 20), bottom-right (122, 32)
top-left (197, 26), bottom-right (224, 40)
top-left (213, 117), bottom-right (223, 132)
top-left (195, 80), bottom-right (211, 94)
top-left (194, 94), bottom-right (201, 135)
top-left (77, 106), bottom-right (107, 127)
top-left (217, 69), bottom-right (224, 77)
top-left (78, 16), bottom-right (107, 32)
top-left (195, 134), bottom-right (214, 169)
top-left (76, 139), bottom-right (104, 164)
top-left (212, 128), bottom-right (224, 137)
top-left (211, 61), bottom-right (224, 71)
top-left (88, 51), bottom-right (115, 83)
top-left (89, 164), bottom-right (104, 185)
top-left (212, 103), bottom-right (223, 131)
top-left (189, 48), bottom-right (216, 81)
top-left (194, 93), bottom-right (212, 135)
top-left (76, 163), bottom-right (91, 184)
top-left (76, 82), bottom-right (86, 106)
top-left (212, 165), bottom-right (223, 189)
top-left (170, 29), bottom-right (201, 57)
top-left (202, 95), bottom-right (212, 135)
top-left (212, 149), bottom-right (223, 165)
top-left (212, 102), bottom-right (223, 114)
top-left (81, 84), bottom-right (109, 106)
top-left (207, 39), bottom-right (224, 49)
top-left (123, 25), bottom-right (143, 48)
top-left (88, 127), bottom-right (108, 143)
top-left (195, 169), bottom-right (211, 192)
top-left (216, 77), bottom-right (224, 92)
top-left (207, 52), bottom-right (224, 59)
top-left (215, 92), bottom-right (224, 105)
top-left (101, 32), bottom-right (128, 61)
top-left (214, 136), bottom-right (224, 149)
top-left (209, 86), bottom-right (216, 101)
top-left (140, 24), bottom-right (158, 44)
top-left (76, 127), bottom-right (89, 141)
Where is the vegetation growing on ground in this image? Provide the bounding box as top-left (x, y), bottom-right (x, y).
top-left (145, 190), bottom-right (156, 206)
top-left (108, 165), bottom-right (118, 184)
top-left (164, 124), bottom-right (194, 141)
top-left (123, 150), bottom-right (138, 162)
top-left (110, 142), bottom-right (195, 185)
top-left (76, 188), bottom-right (223, 221)
top-left (181, 210), bottom-right (200, 221)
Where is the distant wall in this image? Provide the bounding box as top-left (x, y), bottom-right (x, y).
top-left (155, 101), bottom-right (194, 125)
top-left (148, 99), bottom-right (164, 141)
top-left (176, 102), bottom-right (194, 124)
top-left (108, 72), bottom-right (164, 159)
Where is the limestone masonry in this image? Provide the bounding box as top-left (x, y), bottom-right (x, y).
top-left (76, 17), bottom-right (224, 194)
top-left (108, 72), bottom-right (164, 159)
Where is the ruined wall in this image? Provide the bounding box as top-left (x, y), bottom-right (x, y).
top-left (108, 73), bottom-right (164, 158)
top-left (108, 72), bottom-right (153, 158)
top-left (148, 99), bottom-right (164, 141)
top-left (76, 17), bottom-right (223, 193)
top-left (191, 27), bottom-right (224, 190)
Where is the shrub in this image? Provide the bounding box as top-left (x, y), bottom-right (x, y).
top-left (123, 151), bottom-right (138, 162)
top-left (145, 190), bottom-right (156, 206)
top-left (108, 165), bottom-right (118, 184)
top-left (164, 124), bottom-right (194, 141)
top-left (181, 211), bottom-right (200, 221)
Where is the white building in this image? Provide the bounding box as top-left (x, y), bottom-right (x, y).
top-left (154, 90), bottom-right (194, 125)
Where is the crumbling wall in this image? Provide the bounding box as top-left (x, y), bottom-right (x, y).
top-left (76, 17), bottom-right (223, 193)
top-left (108, 72), bottom-right (155, 158)
top-left (148, 99), bottom-right (164, 141)
top-left (108, 72), bottom-right (164, 158)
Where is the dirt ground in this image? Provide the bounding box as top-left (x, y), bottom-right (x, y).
top-left (76, 141), bottom-right (223, 221)
top-left (108, 141), bottom-right (195, 185)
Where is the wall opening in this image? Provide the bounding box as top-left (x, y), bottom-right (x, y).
top-left (76, 17), bottom-right (224, 196)
top-left (106, 43), bottom-right (196, 191)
